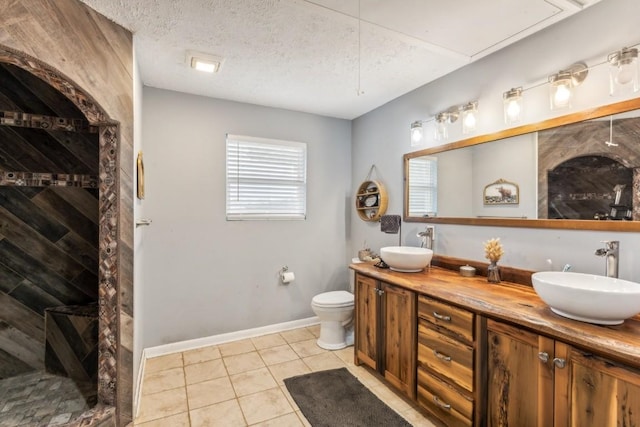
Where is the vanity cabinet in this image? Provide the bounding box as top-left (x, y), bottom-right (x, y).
top-left (354, 273), bottom-right (416, 399)
top-left (351, 264), bottom-right (640, 427)
top-left (416, 296), bottom-right (479, 427)
top-left (487, 319), bottom-right (640, 427)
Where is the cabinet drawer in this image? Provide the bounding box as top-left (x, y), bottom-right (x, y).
top-left (418, 295), bottom-right (474, 342)
top-left (418, 320), bottom-right (474, 392)
top-left (417, 367), bottom-right (473, 427)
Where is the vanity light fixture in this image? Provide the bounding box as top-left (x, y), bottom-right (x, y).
top-left (186, 50), bottom-right (224, 73)
top-left (548, 62), bottom-right (588, 110)
top-left (503, 87), bottom-right (523, 124)
top-left (461, 101), bottom-right (478, 134)
top-left (608, 47), bottom-right (639, 96)
top-left (410, 120), bottom-right (424, 145)
top-left (446, 108), bottom-right (460, 125)
top-left (434, 112), bottom-right (449, 141)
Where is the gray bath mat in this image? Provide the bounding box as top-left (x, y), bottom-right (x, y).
top-left (283, 367), bottom-right (412, 427)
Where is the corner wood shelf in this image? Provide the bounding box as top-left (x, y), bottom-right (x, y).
top-left (356, 180), bottom-right (388, 222)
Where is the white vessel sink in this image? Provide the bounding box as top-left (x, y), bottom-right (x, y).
top-left (380, 246), bottom-right (433, 273)
top-left (531, 271), bottom-right (640, 325)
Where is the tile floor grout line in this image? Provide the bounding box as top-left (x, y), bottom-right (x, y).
top-left (178, 351), bottom-right (194, 427)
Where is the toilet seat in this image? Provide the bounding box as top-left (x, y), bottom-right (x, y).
top-left (312, 291), bottom-right (354, 308)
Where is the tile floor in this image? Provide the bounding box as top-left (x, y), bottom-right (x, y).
top-left (0, 370), bottom-right (96, 426)
top-left (134, 325), bottom-right (436, 426)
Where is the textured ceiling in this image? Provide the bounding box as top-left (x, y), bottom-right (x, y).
top-left (79, 0), bottom-right (601, 119)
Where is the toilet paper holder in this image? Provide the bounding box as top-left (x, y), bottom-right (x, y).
top-left (280, 266), bottom-right (295, 284)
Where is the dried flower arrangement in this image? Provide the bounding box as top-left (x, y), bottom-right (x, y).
top-left (484, 238), bottom-right (504, 263)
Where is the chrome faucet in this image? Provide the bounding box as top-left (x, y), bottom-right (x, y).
top-left (594, 241), bottom-right (619, 278)
top-left (418, 226), bottom-right (435, 250)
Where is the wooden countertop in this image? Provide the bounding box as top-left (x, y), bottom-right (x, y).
top-left (350, 262), bottom-right (640, 367)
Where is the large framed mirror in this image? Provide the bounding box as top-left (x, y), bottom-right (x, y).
top-left (404, 97), bottom-right (640, 231)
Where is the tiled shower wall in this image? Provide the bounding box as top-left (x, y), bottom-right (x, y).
top-left (0, 0), bottom-right (134, 424)
top-left (0, 186), bottom-right (99, 378)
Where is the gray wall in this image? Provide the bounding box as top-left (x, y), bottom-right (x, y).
top-left (141, 88), bottom-right (351, 348)
top-left (351, 0), bottom-right (640, 280)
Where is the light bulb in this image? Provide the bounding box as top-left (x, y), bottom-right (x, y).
top-left (461, 102), bottom-right (478, 134)
top-left (553, 83), bottom-right (571, 107)
top-left (549, 68), bottom-right (580, 110)
top-left (434, 114), bottom-right (448, 141)
top-left (608, 48), bottom-right (639, 96)
top-left (506, 100), bottom-right (521, 119)
top-left (410, 121), bottom-right (423, 145)
top-left (411, 126), bottom-right (423, 144)
top-left (616, 63), bottom-right (635, 85)
top-left (503, 87), bottom-right (522, 124)
top-left (464, 112), bottom-right (476, 129)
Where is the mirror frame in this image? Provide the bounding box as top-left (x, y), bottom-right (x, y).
top-left (404, 97), bottom-right (640, 231)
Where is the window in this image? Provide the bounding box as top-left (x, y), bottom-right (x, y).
top-left (408, 156), bottom-right (437, 217)
top-left (226, 134), bottom-right (307, 220)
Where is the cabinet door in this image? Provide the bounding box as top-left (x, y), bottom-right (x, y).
top-left (554, 342), bottom-right (640, 427)
top-left (382, 283), bottom-right (416, 399)
top-left (355, 274), bottom-right (379, 370)
top-left (486, 319), bottom-right (554, 427)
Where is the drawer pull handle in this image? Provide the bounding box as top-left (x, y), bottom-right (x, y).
top-left (553, 357), bottom-right (566, 369)
top-left (433, 311), bottom-right (451, 322)
top-left (432, 395), bottom-right (451, 410)
top-left (433, 350), bottom-right (452, 362)
top-left (538, 352), bottom-right (549, 363)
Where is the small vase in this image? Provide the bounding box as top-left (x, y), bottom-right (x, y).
top-left (487, 261), bottom-right (501, 283)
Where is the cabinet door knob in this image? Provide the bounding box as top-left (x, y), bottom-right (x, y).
top-left (553, 357), bottom-right (566, 369)
top-left (538, 352), bottom-right (549, 363)
top-left (432, 311), bottom-right (451, 322)
top-left (433, 349), bottom-right (452, 362)
top-left (377, 289), bottom-right (385, 296)
top-left (432, 395), bottom-right (452, 410)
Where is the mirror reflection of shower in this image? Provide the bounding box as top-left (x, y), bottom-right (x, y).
top-left (547, 155), bottom-right (633, 220)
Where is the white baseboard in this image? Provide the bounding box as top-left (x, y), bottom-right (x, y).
top-left (133, 348), bottom-right (146, 418)
top-left (134, 316), bottom-right (320, 410)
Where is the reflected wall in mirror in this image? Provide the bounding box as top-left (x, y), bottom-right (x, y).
top-left (404, 98), bottom-right (640, 231)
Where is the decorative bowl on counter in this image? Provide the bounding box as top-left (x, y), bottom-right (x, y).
top-left (531, 271), bottom-right (640, 325)
top-left (380, 246), bottom-right (433, 273)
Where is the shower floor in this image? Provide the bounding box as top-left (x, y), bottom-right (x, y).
top-left (0, 370), bottom-right (96, 426)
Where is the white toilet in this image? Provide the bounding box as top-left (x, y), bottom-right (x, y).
top-left (311, 290), bottom-right (354, 350)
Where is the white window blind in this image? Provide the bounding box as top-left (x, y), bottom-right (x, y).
top-left (408, 156), bottom-right (437, 217)
top-left (226, 134), bottom-right (307, 220)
